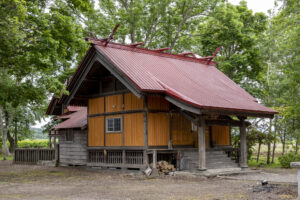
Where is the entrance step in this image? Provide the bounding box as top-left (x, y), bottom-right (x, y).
top-left (180, 150), bottom-right (239, 171)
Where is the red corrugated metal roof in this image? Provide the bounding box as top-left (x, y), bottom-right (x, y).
top-left (54, 107), bottom-right (87, 130)
top-left (93, 41), bottom-right (276, 115)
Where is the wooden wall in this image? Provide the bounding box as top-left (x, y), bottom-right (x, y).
top-left (124, 113), bottom-right (144, 146)
top-left (212, 126), bottom-right (230, 146)
top-left (172, 113), bottom-right (194, 146)
top-left (88, 93), bottom-right (144, 147)
top-left (148, 113), bottom-right (170, 146)
top-left (88, 92), bottom-right (230, 148)
top-left (88, 116), bottom-right (104, 146)
top-left (147, 96), bottom-right (169, 110)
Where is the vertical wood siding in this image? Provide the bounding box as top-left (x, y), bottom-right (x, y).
top-left (105, 94), bottom-right (123, 112)
top-left (124, 93), bottom-right (143, 111)
top-left (88, 116), bottom-right (104, 146)
top-left (147, 96), bottom-right (169, 110)
top-left (148, 113), bottom-right (170, 146)
top-left (106, 133), bottom-right (123, 146)
top-left (172, 113), bottom-right (194, 146)
top-left (88, 97), bottom-right (104, 114)
top-left (212, 126), bottom-right (230, 145)
top-left (105, 114), bottom-right (123, 146)
top-left (124, 113), bottom-right (144, 146)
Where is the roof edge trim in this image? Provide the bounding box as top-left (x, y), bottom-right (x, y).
top-left (165, 96), bottom-right (201, 114)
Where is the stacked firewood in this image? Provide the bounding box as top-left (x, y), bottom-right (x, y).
top-left (156, 161), bottom-right (175, 174)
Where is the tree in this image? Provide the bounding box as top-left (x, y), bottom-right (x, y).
top-left (197, 1), bottom-right (267, 96)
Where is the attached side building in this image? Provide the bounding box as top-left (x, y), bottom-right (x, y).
top-left (48, 40), bottom-right (277, 170)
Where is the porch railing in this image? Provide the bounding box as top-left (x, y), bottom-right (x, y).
top-left (88, 149), bottom-right (144, 168)
top-left (14, 148), bottom-right (56, 164)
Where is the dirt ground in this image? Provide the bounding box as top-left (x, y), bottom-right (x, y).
top-left (0, 161), bottom-right (297, 200)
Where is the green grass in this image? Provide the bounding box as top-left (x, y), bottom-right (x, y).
top-left (248, 156), bottom-right (282, 168)
top-left (0, 154), bottom-right (13, 161)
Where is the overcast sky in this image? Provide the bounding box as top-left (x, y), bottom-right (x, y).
top-left (229, 0), bottom-right (277, 14)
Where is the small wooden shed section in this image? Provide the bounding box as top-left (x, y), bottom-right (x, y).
top-left (47, 39), bottom-right (276, 171)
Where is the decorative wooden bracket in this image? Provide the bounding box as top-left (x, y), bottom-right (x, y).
top-left (153, 47), bottom-right (170, 52)
top-left (130, 42), bottom-right (144, 48)
top-left (104, 24), bottom-right (120, 46)
top-left (178, 52), bottom-right (196, 58)
top-left (206, 46), bottom-right (222, 65)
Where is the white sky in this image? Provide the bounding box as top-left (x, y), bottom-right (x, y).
top-left (33, 0), bottom-right (277, 129)
top-left (229, 0), bottom-right (277, 14)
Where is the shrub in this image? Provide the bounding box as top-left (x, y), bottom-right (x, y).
top-left (278, 152), bottom-right (300, 168)
top-left (17, 139), bottom-right (49, 148)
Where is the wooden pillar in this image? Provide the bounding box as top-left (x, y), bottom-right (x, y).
top-left (152, 150), bottom-right (157, 169)
top-left (240, 120), bottom-right (248, 169)
top-left (49, 135), bottom-right (51, 148)
top-left (198, 118), bottom-right (206, 171)
top-left (122, 149), bottom-right (126, 169)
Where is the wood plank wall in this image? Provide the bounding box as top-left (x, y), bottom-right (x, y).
top-left (148, 113), bottom-right (170, 146)
top-left (88, 116), bottom-right (104, 146)
top-left (147, 96), bottom-right (169, 110)
top-left (212, 126), bottom-right (230, 145)
top-left (88, 93), bottom-right (144, 147)
top-left (172, 113), bottom-right (194, 146)
top-left (124, 113), bottom-right (144, 146)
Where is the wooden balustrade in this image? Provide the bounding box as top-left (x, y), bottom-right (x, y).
top-left (14, 148), bottom-right (56, 164)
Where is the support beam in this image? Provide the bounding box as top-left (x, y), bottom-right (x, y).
top-left (153, 150), bottom-right (157, 169)
top-left (240, 119), bottom-right (248, 169)
top-left (198, 119), bottom-right (206, 171)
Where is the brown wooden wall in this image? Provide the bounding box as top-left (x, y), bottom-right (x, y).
top-left (124, 93), bottom-right (144, 111)
top-left (172, 113), bottom-right (194, 146)
top-left (148, 113), bottom-right (170, 146)
top-left (88, 116), bottom-right (104, 146)
top-left (87, 93), bottom-right (230, 148)
top-left (88, 93), bottom-right (144, 147)
top-left (88, 97), bottom-right (104, 115)
top-left (147, 96), bottom-right (169, 110)
top-left (124, 113), bottom-right (144, 146)
top-left (212, 126), bottom-right (230, 146)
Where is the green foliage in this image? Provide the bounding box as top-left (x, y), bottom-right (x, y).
top-left (197, 1), bottom-right (267, 96)
top-left (278, 152), bottom-right (300, 168)
top-left (17, 139), bottom-right (49, 148)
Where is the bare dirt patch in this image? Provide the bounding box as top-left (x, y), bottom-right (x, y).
top-left (0, 161), bottom-right (297, 200)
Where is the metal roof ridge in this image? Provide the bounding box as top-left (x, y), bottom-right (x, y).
top-left (92, 40), bottom-right (216, 66)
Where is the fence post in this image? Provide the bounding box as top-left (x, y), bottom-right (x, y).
top-left (55, 144), bottom-right (59, 167)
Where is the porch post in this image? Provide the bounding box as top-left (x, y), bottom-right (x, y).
top-left (198, 118), bottom-right (206, 171)
top-left (240, 119), bottom-right (248, 169)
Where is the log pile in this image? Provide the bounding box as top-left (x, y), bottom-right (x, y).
top-left (156, 161), bottom-right (175, 174)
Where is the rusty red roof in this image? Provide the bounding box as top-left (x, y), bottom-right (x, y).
top-left (53, 107), bottom-right (87, 130)
top-left (92, 41), bottom-right (276, 115)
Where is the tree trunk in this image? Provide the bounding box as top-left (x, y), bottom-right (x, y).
top-left (282, 129), bottom-right (286, 155)
top-left (256, 142), bottom-right (261, 162)
top-left (295, 135), bottom-right (299, 154)
top-left (0, 105), bottom-right (13, 159)
top-left (271, 117), bottom-right (277, 163)
top-left (7, 130), bottom-right (15, 153)
top-left (14, 120), bottom-right (18, 148)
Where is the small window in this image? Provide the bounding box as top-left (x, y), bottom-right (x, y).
top-left (66, 130), bottom-right (74, 141)
top-left (106, 117), bottom-right (122, 133)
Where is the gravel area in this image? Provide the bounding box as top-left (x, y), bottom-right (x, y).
top-left (0, 161), bottom-right (297, 200)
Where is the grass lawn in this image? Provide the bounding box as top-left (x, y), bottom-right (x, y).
top-left (0, 154), bottom-right (13, 161)
top-left (248, 156), bottom-right (281, 168)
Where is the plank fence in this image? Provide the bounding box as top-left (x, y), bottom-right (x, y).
top-left (14, 148), bottom-right (56, 164)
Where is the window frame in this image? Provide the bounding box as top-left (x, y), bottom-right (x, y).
top-left (105, 117), bottom-right (122, 133)
top-left (65, 129), bottom-right (74, 142)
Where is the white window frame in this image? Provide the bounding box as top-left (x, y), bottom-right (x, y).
top-left (106, 117), bottom-right (122, 133)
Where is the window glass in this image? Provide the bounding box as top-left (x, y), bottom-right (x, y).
top-left (106, 117), bottom-right (122, 132)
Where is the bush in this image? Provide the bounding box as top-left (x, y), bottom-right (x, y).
top-left (278, 152), bottom-right (300, 168)
top-left (17, 139), bottom-right (49, 148)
